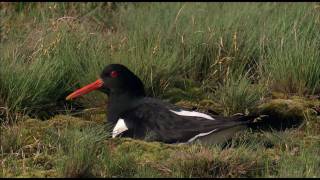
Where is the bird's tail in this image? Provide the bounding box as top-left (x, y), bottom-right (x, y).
top-left (194, 113), bottom-right (267, 145)
top-left (230, 113), bottom-right (268, 130)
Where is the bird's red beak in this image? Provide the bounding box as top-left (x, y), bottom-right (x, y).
top-left (66, 79), bottom-right (104, 100)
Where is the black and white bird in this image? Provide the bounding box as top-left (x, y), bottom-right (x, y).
top-left (66, 64), bottom-right (258, 145)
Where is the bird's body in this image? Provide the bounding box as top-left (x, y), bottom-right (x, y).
top-left (110, 97), bottom-right (253, 144)
top-left (66, 64), bottom-right (257, 145)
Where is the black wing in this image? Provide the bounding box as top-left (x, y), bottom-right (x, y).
top-left (121, 98), bottom-right (253, 144)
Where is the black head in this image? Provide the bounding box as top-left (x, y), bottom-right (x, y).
top-left (100, 64), bottom-right (146, 97)
top-left (66, 64), bottom-right (146, 100)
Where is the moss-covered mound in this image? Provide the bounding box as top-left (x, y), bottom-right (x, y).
top-left (254, 96), bottom-right (319, 130)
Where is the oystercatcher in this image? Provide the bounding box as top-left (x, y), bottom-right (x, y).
top-left (66, 64), bottom-right (258, 145)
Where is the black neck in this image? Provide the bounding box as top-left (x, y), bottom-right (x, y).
top-left (106, 91), bottom-right (144, 125)
top-left (105, 70), bottom-right (146, 124)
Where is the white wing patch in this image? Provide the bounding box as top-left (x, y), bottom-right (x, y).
top-left (112, 118), bottom-right (128, 138)
top-left (169, 109), bottom-right (215, 120)
top-left (187, 129), bottom-right (218, 143)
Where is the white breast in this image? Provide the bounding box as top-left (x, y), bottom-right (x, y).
top-left (169, 109), bottom-right (215, 120)
top-left (112, 118), bottom-right (128, 138)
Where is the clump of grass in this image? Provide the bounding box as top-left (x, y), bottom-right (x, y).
top-left (56, 125), bottom-right (108, 178)
top-left (261, 4), bottom-right (320, 95)
top-left (213, 73), bottom-right (267, 116)
top-left (277, 139), bottom-right (320, 178)
top-left (0, 125), bottom-right (24, 153)
top-left (264, 38), bottom-right (320, 95)
top-left (169, 143), bottom-right (269, 178)
top-left (0, 21), bottom-right (108, 119)
top-left (100, 149), bottom-right (137, 178)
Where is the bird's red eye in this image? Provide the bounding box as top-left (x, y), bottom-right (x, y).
top-left (110, 71), bottom-right (119, 78)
